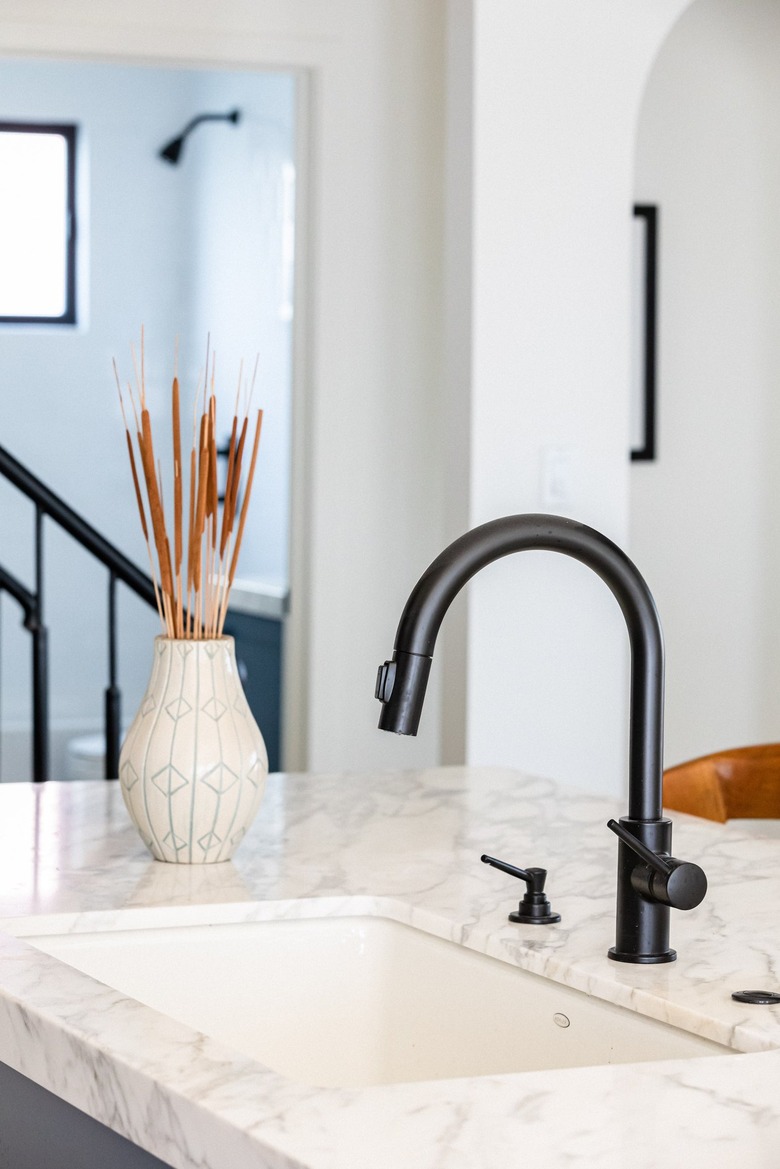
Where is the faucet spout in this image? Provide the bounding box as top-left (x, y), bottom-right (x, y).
top-left (376, 514), bottom-right (706, 963)
top-left (376, 514), bottom-right (664, 821)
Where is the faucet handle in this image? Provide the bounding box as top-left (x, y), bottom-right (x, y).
top-left (481, 854), bottom-right (561, 924)
top-left (607, 819), bottom-right (707, 912)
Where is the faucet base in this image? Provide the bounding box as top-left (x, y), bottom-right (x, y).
top-left (608, 946), bottom-right (676, 964)
top-left (611, 817), bottom-right (677, 963)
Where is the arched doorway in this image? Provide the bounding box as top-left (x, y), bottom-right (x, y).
top-left (631, 0), bottom-right (780, 764)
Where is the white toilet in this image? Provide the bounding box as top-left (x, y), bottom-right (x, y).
top-left (65, 734), bottom-right (110, 782)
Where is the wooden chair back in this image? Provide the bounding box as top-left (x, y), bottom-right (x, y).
top-left (663, 743), bottom-right (780, 822)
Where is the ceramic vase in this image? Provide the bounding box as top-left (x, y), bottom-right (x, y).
top-left (119, 636), bottom-right (268, 864)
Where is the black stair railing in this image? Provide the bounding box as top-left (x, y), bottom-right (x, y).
top-left (0, 444), bottom-right (157, 782)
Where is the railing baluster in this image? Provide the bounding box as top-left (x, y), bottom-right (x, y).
top-left (32, 505), bottom-right (49, 783)
top-left (105, 571), bottom-right (121, 780)
top-left (31, 624), bottom-right (48, 783)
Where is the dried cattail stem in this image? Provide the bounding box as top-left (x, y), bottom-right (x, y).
top-left (172, 376), bottom-right (183, 638)
top-left (219, 409), bottom-right (263, 636)
top-left (220, 416), bottom-right (238, 559)
top-left (115, 370), bottom-right (167, 633)
top-left (116, 338), bottom-right (263, 641)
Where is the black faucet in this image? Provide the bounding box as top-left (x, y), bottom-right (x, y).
top-left (375, 514), bottom-right (706, 963)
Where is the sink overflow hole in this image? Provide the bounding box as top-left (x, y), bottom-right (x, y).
top-left (553, 1012), bottom-right (571, 1028)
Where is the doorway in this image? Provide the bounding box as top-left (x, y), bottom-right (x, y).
top-left (0, 56), bottom-right (300, 779)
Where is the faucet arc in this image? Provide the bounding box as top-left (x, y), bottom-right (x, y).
top-left (377, 513), bottom-right (664, 822)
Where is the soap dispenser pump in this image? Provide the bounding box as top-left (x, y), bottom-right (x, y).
top-left (481, 854), bottom-right (561, 924)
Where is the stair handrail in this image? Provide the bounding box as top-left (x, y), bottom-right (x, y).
top-left (0, 444), bottom-right (157, 608)
top-left (0, 442), bottom-right (157, 782)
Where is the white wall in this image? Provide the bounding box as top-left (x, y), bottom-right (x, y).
top-left (299, 3), bottom-right (447, 773)
top-left (631, 0), bottom-right (780, 765)
top-left (451, 0), bottom-right (693, 799)
top-left (0, 57), bottom-right (295, 778)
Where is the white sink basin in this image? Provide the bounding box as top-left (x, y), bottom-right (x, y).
top-left (26, 914), bottom-right (729, 1088)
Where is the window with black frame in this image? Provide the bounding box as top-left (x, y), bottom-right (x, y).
top-left (0, 121), bottom-right (77, 325)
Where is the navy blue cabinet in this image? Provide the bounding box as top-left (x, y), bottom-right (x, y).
top-left (0, 1061), bottom-right (173, 1169)
top-left (222, 611), bottom-right (283, 772)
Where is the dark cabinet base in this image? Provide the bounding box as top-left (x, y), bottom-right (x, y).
top-left (223, 612), bottom-right (283, 772)
top-left (0, 1061), bottom-right (173, 1169)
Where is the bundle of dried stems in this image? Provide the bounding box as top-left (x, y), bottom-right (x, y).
top-left (114, 335), bottom-right (263, 640)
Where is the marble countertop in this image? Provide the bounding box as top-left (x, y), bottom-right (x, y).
top-left (1, 767), bottom-right (780, 1169)
top-left (228, 577), bottom-right (288, 620)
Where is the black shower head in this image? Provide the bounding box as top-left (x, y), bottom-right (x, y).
top-left (158, 109), bottom-right (241, 166)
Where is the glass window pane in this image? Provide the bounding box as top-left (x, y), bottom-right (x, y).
top-left (0, 130), bottom-right (69, 319)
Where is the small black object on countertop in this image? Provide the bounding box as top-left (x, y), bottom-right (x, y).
top-left (481, 854), bottom-right (561, 924)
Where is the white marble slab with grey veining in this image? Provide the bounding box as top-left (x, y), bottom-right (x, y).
top-left (1, 767), bottom-right (780, 1169)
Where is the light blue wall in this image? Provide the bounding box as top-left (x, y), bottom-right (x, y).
top-left (0, 57), bottom-right (294, 779)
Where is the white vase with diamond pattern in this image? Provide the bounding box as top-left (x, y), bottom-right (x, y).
top-left (119, 636), bottom-right (268, 863)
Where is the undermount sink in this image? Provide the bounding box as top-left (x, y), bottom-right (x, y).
top-left (26, 913), bottom-right (729, 1088)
